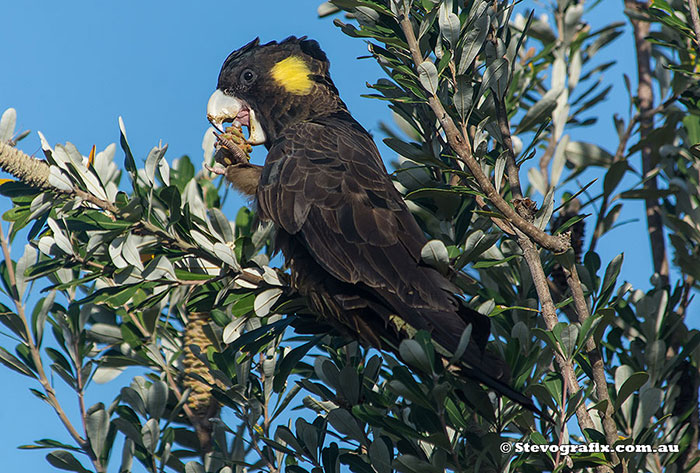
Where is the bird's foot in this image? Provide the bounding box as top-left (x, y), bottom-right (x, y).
top-left (213, 125), bottom-right (252, 166)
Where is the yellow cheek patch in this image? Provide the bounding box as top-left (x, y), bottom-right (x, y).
top-left (271, 56), bottom-right (313, 95)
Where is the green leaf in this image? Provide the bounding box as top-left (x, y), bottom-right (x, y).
top-left (472, 254), bottom-right (518, 268)
top-left (253, 288), bottom-right (283, 317)
top-left (438, 3), bottom-right (460, 47)
top-left (394, 454), bottom-right (443, 473)
top-left (417, 61), bottom-right (439, 95)
top-left (598, 253), bottom-right (623, 307)
top-left (46, 450), bottom-right (91, 473)
top-left (458, 13), bottom-right (488, 74)
top-left (453, 75), bottom-right (473, 119)
top-left (339, 364), bottom-right (360, 405)
top-left (118, 117), bottom-right (138, 182)
top-left (633, 385), bottom-right (663, 439)
top-left (559, 323), bottom-right (579, 359)
top-left (146, 380), bottom-right (168, 419)
top-left (327, 408), bottom-right (366, 444)
top-left (516, 87), bottom-right (561, 134)
top-left (0, 107), bottom-right (16, 142)
top-left (0, 346), bottom-right (36, 378)
top-left (322, 442), bottom-right (340, 473)
top-left (420, 240), bottom-right (449, 274)
top-left (614, 371), bottom-right (649, 412)
top-left (603, 160), bottom-right (628, 197)
top-left (86, 403), bottom-right (109, 459)
top-left (399, 339), bottom-right (432, 373)
top-left (480, 58), bottom-right (508, 100)
top-left (368, 438), bottom-right (392, 473)
top-left (384, 138), bottom-right (439, 165)
top-left (19, 438), bottom-right (81, 451)
top-left (273, 336), bottom-right (321, 392)
top-left (141, 418), bottom-right (160, 453)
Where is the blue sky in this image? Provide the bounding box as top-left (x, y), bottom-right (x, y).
top-left (0, 1), bottom-right (692, 472)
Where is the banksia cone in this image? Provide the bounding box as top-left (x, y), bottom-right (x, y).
top-left (0, 141), bottom-right (50, 188)
top-left (182, 312), bottom-right (219, 422)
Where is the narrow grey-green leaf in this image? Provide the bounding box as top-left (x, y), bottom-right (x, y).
top-left (327, 408), bottom-right (366, 443)
top-left (0, 108), bottom-right (17, 142)
top-left (449, 324), bottom-right (472, 364)
top-left (122, 233), bottom-right (144, 270)
top-left (516, 87), bottom-right (561, 134)
top-left (494, 151), bottom-right (506, 193)
top-left (146, 380), bottom-right (168, 419)
top-left (534, 188), bottom-right (555, 230)
top-left (184, 461), bottom-right (205, 473)
top-left (421, 239), bottom-right (449, 274)
top-left (458, 14), bottom-right (489, 74)
top-left (438, 3), bottom-right (460, 47)
top-left (550, 134), bottom-right (569, 186)
top-left (399, 339), bottom-right (433, 373)
top-left (254, 288), bottom-right (283, 317)
top-left (46, 450), bottom-right (91, 473)
top-left (86, 403), bottom-right (109, 459)
top-left (141, 418), bottom-right (159, 453)
top-left (15, 244), bottom-right (36, 299)
top-left (600, 254), bottom-right (623, 297)
top-left (614, 370), bottom-right (649, 412)
top-left (120, 438), bottom-right (134, 473)
top-left (480, 58), bottom-right (509, 100)
top-left (453, 75), bottom-right (473, 119)
top-left (47, 219), bottom-right (72, 255)
top-left (145, 145), bottom-right (167, 186)
top-left (417, 61), bottom-right (439, 95)
top-left (603, 160), bottom-right (628, 198)
top-left (0, 346), bottom-right (36, 378)
top-left (565, 141), bottom-right (614, 167)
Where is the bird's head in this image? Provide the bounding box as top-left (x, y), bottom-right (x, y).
top-left (207, 36), bottom-right (346, 146)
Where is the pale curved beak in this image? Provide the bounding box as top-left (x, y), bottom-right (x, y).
top-left (206, 89), bottom-right (266, 145)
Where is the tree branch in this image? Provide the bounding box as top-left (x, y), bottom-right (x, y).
top-left (624, 0), bottom-right (670, 283)
top-left (563, 262), bottom-right (624, 471)
top-left (397, 11), bottom-right (570, 254)
top-left (688, 0), bottom-right (700, 53)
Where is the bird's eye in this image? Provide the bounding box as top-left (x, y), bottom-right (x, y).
top-left (240, 69), bottom-right (256, 85)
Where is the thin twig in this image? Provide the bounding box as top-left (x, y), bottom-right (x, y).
top-left (494, 96), bottom-right (523, 200)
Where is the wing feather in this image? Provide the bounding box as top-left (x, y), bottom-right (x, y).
top-left (257, 114), bottom-right (492, 357)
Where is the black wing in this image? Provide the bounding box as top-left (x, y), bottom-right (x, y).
top-left (256, 114), bottom-right (548, 415)
top-left (257, 113), bottom-right (493, 352)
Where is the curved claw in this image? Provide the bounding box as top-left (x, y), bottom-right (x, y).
top-left (205, 163), bottom-right (227, 176)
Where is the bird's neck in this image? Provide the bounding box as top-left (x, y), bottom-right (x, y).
top-left (256, 91), bottom-right (348, 142)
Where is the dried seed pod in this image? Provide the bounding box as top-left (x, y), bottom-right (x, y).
top-left (182, 312), bottom-right (219, 420)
